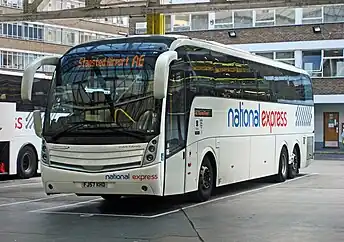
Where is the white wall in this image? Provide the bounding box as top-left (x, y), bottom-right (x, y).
top-left (314, 104), bottom-right (344, 143)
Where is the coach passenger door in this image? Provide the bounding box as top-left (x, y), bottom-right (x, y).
top-left (163, 61), bottom-right (189, 195)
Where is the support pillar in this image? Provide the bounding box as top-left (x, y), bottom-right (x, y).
top-left (146, 13), bottom-right (165, 35)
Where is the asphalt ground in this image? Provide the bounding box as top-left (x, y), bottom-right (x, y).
top-left (0, 159), bottom-right (342, 242)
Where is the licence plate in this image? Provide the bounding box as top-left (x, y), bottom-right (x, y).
top-left (82, 182), bottom-right (107, 188)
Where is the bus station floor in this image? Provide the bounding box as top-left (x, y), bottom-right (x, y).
top-left (0, 159), bottom-right (343, 242)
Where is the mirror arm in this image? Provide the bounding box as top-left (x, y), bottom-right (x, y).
top-left (21, 55), bottom-right (61, 101)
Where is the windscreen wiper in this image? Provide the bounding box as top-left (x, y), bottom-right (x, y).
top-left (80, 125), bottom-right (149, 140)
top-left (49, 122), bottom-right (86, 141)
top-left (48, 121), bottom-right (114, 141)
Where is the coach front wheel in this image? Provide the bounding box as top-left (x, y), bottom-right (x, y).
top-left (193, 156), bottom-right (214, 202)
top-left (17, 145), bottom-right (37, 179)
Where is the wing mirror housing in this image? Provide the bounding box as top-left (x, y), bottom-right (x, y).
top-left (153, 51), bottom-right (178, 99)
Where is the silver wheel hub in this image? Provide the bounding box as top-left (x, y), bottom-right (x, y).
top-left (200, 165), bottom-right (211, 190)
top-left (22, 153), bottom-right (31, 172)
top-left (291, 152), bottom-right (298, 170)
top-left (281, 154), bottom-right (287, 176)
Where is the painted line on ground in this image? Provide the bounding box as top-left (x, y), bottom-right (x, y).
top-left (0, 182), bottom-right (42, 189)
top-left (0, 194), bottom-right (72, 208)
top-left (29, 198), bottom-right (102, 213)
top-left (29, 173), bottom-right (317, 219)
top-left (31, 210), bottom-right (154, 218)
top-left (172, 173), bottom-right (318, 215)
top-left (148, 173), bottom-right (318, 218)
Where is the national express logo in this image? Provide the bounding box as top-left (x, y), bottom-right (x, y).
top-left (227, 102), bottom-right (288, 133)
top-left (105, 173), bottom-right (158, 181)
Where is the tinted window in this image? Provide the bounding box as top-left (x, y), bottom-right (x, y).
top-left (302, 74), bottom-right (314, 103)
top-left (180, 46), bottom-right (260, 101)
top-left (165, 66), bottom-right (188, 157)
top-left (175, 45), bottom-right (313, 106)
top-left (246, 62), bottom-right (280, 102)
top-left (0, 74), bottom-right (49, 111)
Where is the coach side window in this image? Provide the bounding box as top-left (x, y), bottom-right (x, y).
top-left (273, 69), bottom-right (300, 103)
top-left (184, 46), bottom-right (215, 97)
top-left (0, 74), bottom-right (35, 111)
top-left (211, 50), bottom-right (259, 101)
top-left (246, 61), bottom-right (279, 102)
top-left (0, 74), bottom-right (20, 103)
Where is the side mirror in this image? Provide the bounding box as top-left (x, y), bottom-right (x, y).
top-left (21, 55), bottom-right (61, 101)
top-left (153, 51), bottom-right (178, 99)
top-left (33, 110), bottom-right (43, 138)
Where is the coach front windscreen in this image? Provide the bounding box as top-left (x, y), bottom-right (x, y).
top-left (42, 38), bottom-right (173, 145)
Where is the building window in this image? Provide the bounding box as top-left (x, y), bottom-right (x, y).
top-left (324, 5), bottom-right (344, 23)
top-left (255, 9), bottom-right (275, 27)
top-left (134, 4), bottom-right (344, 32)
top-left (174, 15), bottom-right (191, 31)
top-left (302, 50), bottom-right (322, 77)
top-left (323, 49), bottom-right (344, 77)
top-left (302, 7), bottom-right (323, 24)
top-left (275, 8), bottom-right (295, 25)
top-left (21, 23), bottom-right (44, 41)
top-left (254, 51), bottom-right (295, 65)
top-left (0, 0), bottom-right (22, 8)
top-left (0, 20), bottom-right (119, 46)
top-left (255, 52), bottom-right (274, 59)
top-left (275, 51), bottom-right (295, 65)
top-left (214, 11), bottom-right (233, 29)
top-left (191, 13), bottom-right (208, 30)
top-left (301, 49), bottom-right (344, 78)
top-left (0, 49), bottom-right (54, 72)
top-left (135, 17), bottom-right (171, 34)
top-left (234, 10), bottom-right (253, 28)
top-left (165, 15), bottom-right (171, 32)
top-left (135, 22), bottom-right (146, 34)
top-left (62, 30), bottom-right (77, 45)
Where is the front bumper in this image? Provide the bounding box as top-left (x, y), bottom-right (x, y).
top-left (41, 163), bottom-right (163, 196)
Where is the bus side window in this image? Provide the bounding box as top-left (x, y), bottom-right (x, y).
top-left (301, 74), bottom-right (314, 102)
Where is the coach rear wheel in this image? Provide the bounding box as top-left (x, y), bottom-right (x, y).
top-left (193, 156), bottom-right (214, 202)
top-left (274, 146), bottom-right (288, 183)
top-left (288, 147), bottom-right (300, 179)
top-left (17, 146), bottom-right (37, 179)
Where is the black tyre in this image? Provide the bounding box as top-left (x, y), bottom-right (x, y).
top-left (17, 146), bottom-right (37, 179)
top-left (288, 146), bottom-right (300, 179)
top-left (274, 146), bottom-right (288, 182)
top-left (193, 156), bottom-right (214, 202)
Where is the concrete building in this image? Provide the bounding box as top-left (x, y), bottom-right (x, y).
top-left (0, 0), bottom-right (129, 73)
top-left (131, 3), bottom-right (344, 151)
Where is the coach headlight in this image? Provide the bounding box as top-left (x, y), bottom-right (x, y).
top-left (142, 136), bottom-right (159, 165)
top-left (41, 139), bottom-right (50, 165)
